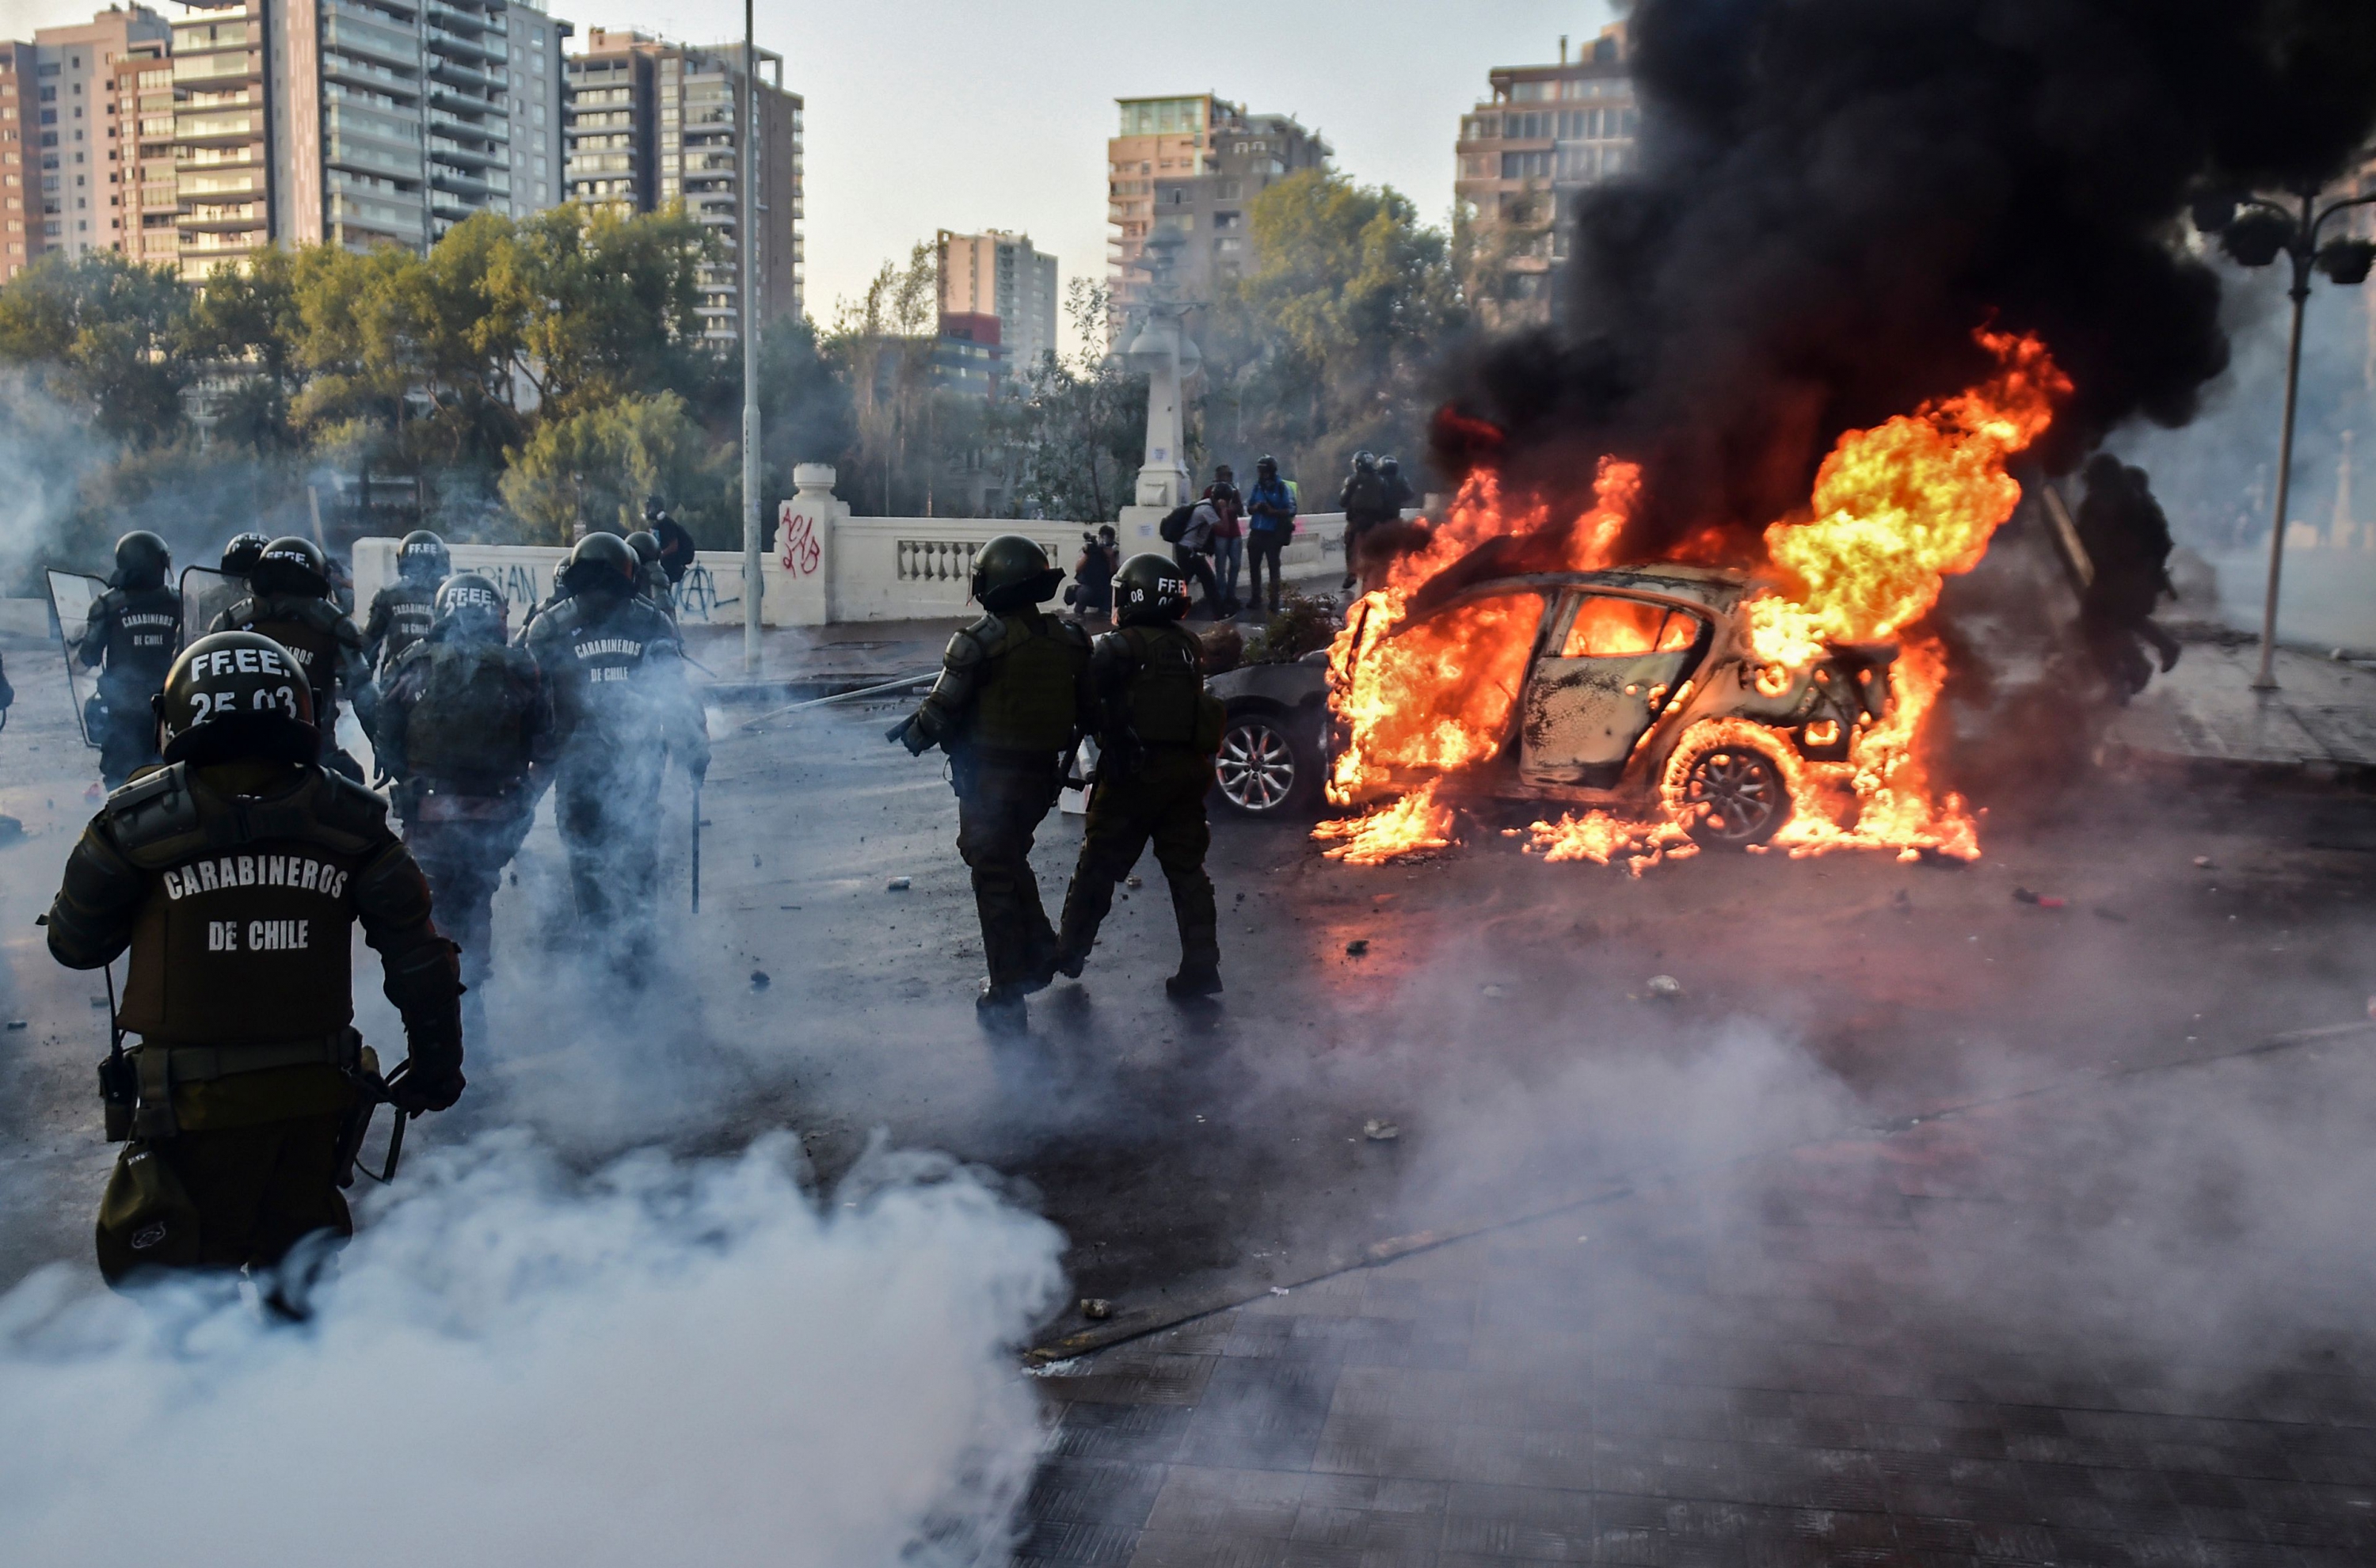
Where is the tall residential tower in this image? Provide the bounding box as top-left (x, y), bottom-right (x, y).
top-left (0, 6), bottom-right (172, 283)
top-left (937, 228), bottom-right (1057, 370)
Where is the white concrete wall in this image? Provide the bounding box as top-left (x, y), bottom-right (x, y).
top-left (352, 469), bottom-right (1350, 632)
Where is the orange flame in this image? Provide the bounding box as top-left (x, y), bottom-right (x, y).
top-left (1312, 328), bottom-right (2067, 867)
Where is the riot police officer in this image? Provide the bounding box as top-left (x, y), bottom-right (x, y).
top-left (521, 533), bottom-right (710, 970)
top-left (889, 535), bottom-right (1088, 1022)
top-left (376, 573), bottom-right (547, 1047)
top-left (625, 529), bottom-right (676, 620)
top-left (210, 536), bottom-right (375, 783)
top-left (78, 531), bottom-right (183, 787)
top-left (44, 630), bottom-right (463, 1290)
top-left (1054, 554), bottom-right (1224, 997)
top-left (363, 529), bottom-right (450, 676)
top-left (188, 531), bottom-right (272, 635)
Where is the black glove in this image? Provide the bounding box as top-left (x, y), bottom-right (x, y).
top-left (389, 1042), bottom-right (465, 1114)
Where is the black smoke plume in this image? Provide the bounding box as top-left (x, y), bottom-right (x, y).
top-left (1435, 0), bottom-right (2376, 560)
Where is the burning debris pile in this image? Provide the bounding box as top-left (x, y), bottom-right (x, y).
top-left (1315, 0), bottom-right (2376, 870)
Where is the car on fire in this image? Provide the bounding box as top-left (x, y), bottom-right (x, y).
top-left (1206, 561), bottom-right (1898, 847)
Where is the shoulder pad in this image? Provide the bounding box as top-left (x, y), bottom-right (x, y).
top-left (216, 596), bottom-right (258, 632)
top-left (312, 768), bottom-right (394, 847)
top-left (90, 589), bottom-right (123, 618)
top-left (946, 616), bottom-right (1001, 666)
top-left (1057, 619), bottom-right (1093, 651)
top-left (102, 763), bottom-right (200, 860)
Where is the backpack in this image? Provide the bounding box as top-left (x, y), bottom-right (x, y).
top-left (1346, 469), bottom-right (1387, 517)
top-left (405, 644), bottom-right (530, 778)
top-left (1158, 504), bottom-right (1194, 545)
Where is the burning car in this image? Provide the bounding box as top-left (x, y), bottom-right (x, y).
top-left (1210, 561), bottom-right (1895, 849)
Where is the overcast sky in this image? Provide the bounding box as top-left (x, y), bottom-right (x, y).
top-left (13, 0), bottom-right (1617, 344)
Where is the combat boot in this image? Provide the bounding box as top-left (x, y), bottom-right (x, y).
top-left (1164, 964), bottom-right (1222, 999)
top-left (977, 976), bottom-right (1030, 1029)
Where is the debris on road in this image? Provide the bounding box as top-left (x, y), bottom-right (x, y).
top-left (2194, 855), bottom-right (2215, 868)
top-left (1344, 938), bottom-right (1370, 957)
top-left (1363, 1119), bottom-right (1400, 1142)
top-left (1479, 983), bottom-right (1509, 999)
top-left (4, 1021), bottom-right (24, 1031)
top-left (2012, 887), bottom-right (2067, 908)
top-left (885, 877), bottom-right (912, 892)
top-left (1646, 974), bottom-right (1684, 999)
top-left (750, 971), bottom-right (771, 991)
top-left (1125, 875), bottom-right (1143, 889)
top-left (1079, 1298), bottom-right (1112, 1321)
top-left (1269, 1287), bottom-right (1290, 1297)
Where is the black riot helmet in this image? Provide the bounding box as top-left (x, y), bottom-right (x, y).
top-left (642, 495), bottom-right (668, 524)
top-left (221, 532), bottom-right (271, 577)
top-left (112, 531), bottom-right (170, 591)
top-left (154, 631), bottom-right (317, 767)
top-left (1255, 454), bottom-right (1278, 477)
top-left (397, 529), bottom-right (451, 583)
top-left (1380, 455), bottom-right (1401, 476)
top-left (1114, 552), bottom-right (1190, 627)
top-left (250, 535), bottom-right (331, 599)
top-left (558, 531), bottom-right (638, 597)
top-left (624, 530), bottom-right (662, 565)
top-left (432, 571), bottom-right (508, 643)
top-left (1351, 450), bottom-right (1377, 472)
top-left (971, 534), bottom-right (1064, 612)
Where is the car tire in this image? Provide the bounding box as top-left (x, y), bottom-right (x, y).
top-left (1213, 707), bottom-right (1319, 817)
top-left (1675, 740), bottom-right (1792, 849)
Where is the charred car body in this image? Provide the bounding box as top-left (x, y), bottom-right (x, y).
top-left (1208, 562), bottom-right (1897, 847)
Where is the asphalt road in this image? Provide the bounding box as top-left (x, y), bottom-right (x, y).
top-left (5, 632), bottom-right (2372, 1345)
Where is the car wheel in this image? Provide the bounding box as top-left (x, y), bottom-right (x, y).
top-left (1677, 743), bottom-right (1791, 848)
top-left (1214, 710), bottom-right (1316, 816)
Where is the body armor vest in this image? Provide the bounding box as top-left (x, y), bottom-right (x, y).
top-left (90, 587), bottom-right (182, 685)
top-left (101, 763), bottom-right (390, 1045)
top-left (527, 594), bottom-right (678, 749)
top-left (966, 611), bottom-right (1086, 753)
top-left (1109, 623), bottom-right (1206, 747)
top-left (370, 581), bottom-right (440, 671)
top-left (402, 640), bottom-right (536, 786)
top-left (219, 595), bottom-right (352, 711)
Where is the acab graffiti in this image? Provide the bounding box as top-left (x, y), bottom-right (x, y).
top-left (779, 506), bottom-right (821, 578)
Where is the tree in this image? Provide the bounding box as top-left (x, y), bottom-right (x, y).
top-left (499, 390), bottom-right (726, 544)
top-left (822, 242), bottom-right (939, 515)
top-left (0, 252), bottom-right (192, 446)
top-left (1201, 169), bottom-right (1468, 492)
top-left (995, 280), bottom-right (1146, 522)
top-left (495, 202), bottom-right (718, 417)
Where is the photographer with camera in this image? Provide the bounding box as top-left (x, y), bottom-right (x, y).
top-left (1067, 524), bottom-right (1121, 623)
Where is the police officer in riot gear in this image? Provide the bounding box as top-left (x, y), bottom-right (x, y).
top-left (222, 532), bottom-right (271, 581)
top-left (78, 531), bottom-right (184, 787)
top-left (363, 529), bottom-right (451, 676)
top-left (44, 630), bottom-right (463, 1288)
top-left (1054, 554), bottom-right (1224, 997)
top-left (624, 529), bottom-right (676, 619)
top-left (522, 532), bottom-right (710, 971)
top-left (188, 531), bottom-right (273, 637)
top-left (209, 536), bottom-right (376, 784)
top-left (376, 573), bottom-right (547, 1047)
top-left (889, 535), bottom-right (1089, 1022)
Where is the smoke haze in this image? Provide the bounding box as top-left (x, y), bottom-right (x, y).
top-left (1437, 0), bottom-right (2376, 561)
top-left (0, 1132), bottom-right (1065, 1568)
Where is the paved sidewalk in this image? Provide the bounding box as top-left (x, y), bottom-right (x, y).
top-left (1019, 1027), bottom-right (2376, 1567)
top-left (2109, 637), bottom-right (2376, 777)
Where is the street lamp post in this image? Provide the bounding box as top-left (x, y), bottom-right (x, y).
top-left (740, 0), bottom-right (763, 676)
top-left (2193, 185), bottom-right (2376, 691)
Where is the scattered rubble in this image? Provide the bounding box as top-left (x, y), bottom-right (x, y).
top-left (2012, 888), bottom-right (2067, 908)
top-left (2194, 855), bottom-right (2214, 869)
top-left (5, 1021), bottom-right (24, 1031)
top-left (1344, 938), bottom-right (1369, 957)
top-left (1646, 974), bottom-right (1684, 999)
top-left (1363, 1119), bottom-right (1400, 1142)
top-left (1125, 875), bottom-right (1143, 889)
top-left (1079, 1298), bottom-right (1112, 1321)
top-left (885, 877), bottom-right (912, 892)
top-left (750, 971), bottom-right (771, 991)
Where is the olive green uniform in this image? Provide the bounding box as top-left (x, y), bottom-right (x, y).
top-left (45, 759), bottom-right (462, 1282)
top-left (211, 593), bottom-right (376, 780)
top-left (78, 584), bottom-right (181, 786)
top-left (1057, 622), bottom-right (1224, 982)
top-left (902, 606), bottom-right (1089, 989)
top-left (362, 578), bottom-right (442, 676)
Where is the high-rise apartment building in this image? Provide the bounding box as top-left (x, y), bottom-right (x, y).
top-left (562, 29), bottom-right (802, 337)
top-left (117, 41), bottom-right (181, 269)
top-left (76, 0), bottom-right (577, 280)
top-left (0, 6), bottom-right (172, 284)
top-left (1106, 94), bottom-right (1328, 329)
top-left (1454, 19), bottom-right (1639, 329)
top-left (937, 228), bottom-right (1057, 370)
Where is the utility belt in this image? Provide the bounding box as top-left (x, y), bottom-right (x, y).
top-left (99, 1029), bottom-right (364, 1143)
top-left (948, 741), bottom-right (1064, 797)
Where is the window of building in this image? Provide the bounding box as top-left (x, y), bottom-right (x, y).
top-left (1499, 150), bottom-right (1552, 180)
top-left (1511, 80), bottom-right (1548, 101)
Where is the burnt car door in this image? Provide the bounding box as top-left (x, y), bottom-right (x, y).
top-left (1518, 592), bottom-right (1709, 787)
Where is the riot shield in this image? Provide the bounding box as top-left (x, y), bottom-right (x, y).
top-left (181, 564), bottom-right (242, 645)
top-left (44, 569), bottom-right (108, 750)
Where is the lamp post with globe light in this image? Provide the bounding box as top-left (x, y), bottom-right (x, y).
top-left (2191, 185), bottom-right (2376, 690)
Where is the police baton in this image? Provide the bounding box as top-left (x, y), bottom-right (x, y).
top-left (337, 1060), bottom-right (411, 1189)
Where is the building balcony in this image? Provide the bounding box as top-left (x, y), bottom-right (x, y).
top-left (173, 51), bottom-right (260, 86)
top-left (323, 15), bottom-right (424, 71)
top-left (425, 27), bottom-right (506, 69)
top-left (427, 81), bottom-right (501, 114)
top-left (179, 200), bottom-right (265, 232)
top-left (427, 105), bottom-right (507, 143)
top-left (426, 54), bottom-right (507, 93)
top-left (323, 53), bottom-right (421, 97)
top-left (427, 0), bottom-right (505, 38)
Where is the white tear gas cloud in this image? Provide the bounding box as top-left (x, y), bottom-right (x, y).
top-left (0, 370), bottom-right (108, 596)
top-left (0, 1131), bottom-right (1066, 1568)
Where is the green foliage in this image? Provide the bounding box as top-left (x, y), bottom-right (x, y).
top-left (1201, 169), bottom-right (1468, 495)
top-left (499, 390), bottom-right (726, 544)
top-left (1243, 589), bottom-right (1342, 664)
top-left (0, 252), bottom-right (192, 446)
top-left (995, 280), bottom-right (1146, 523)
